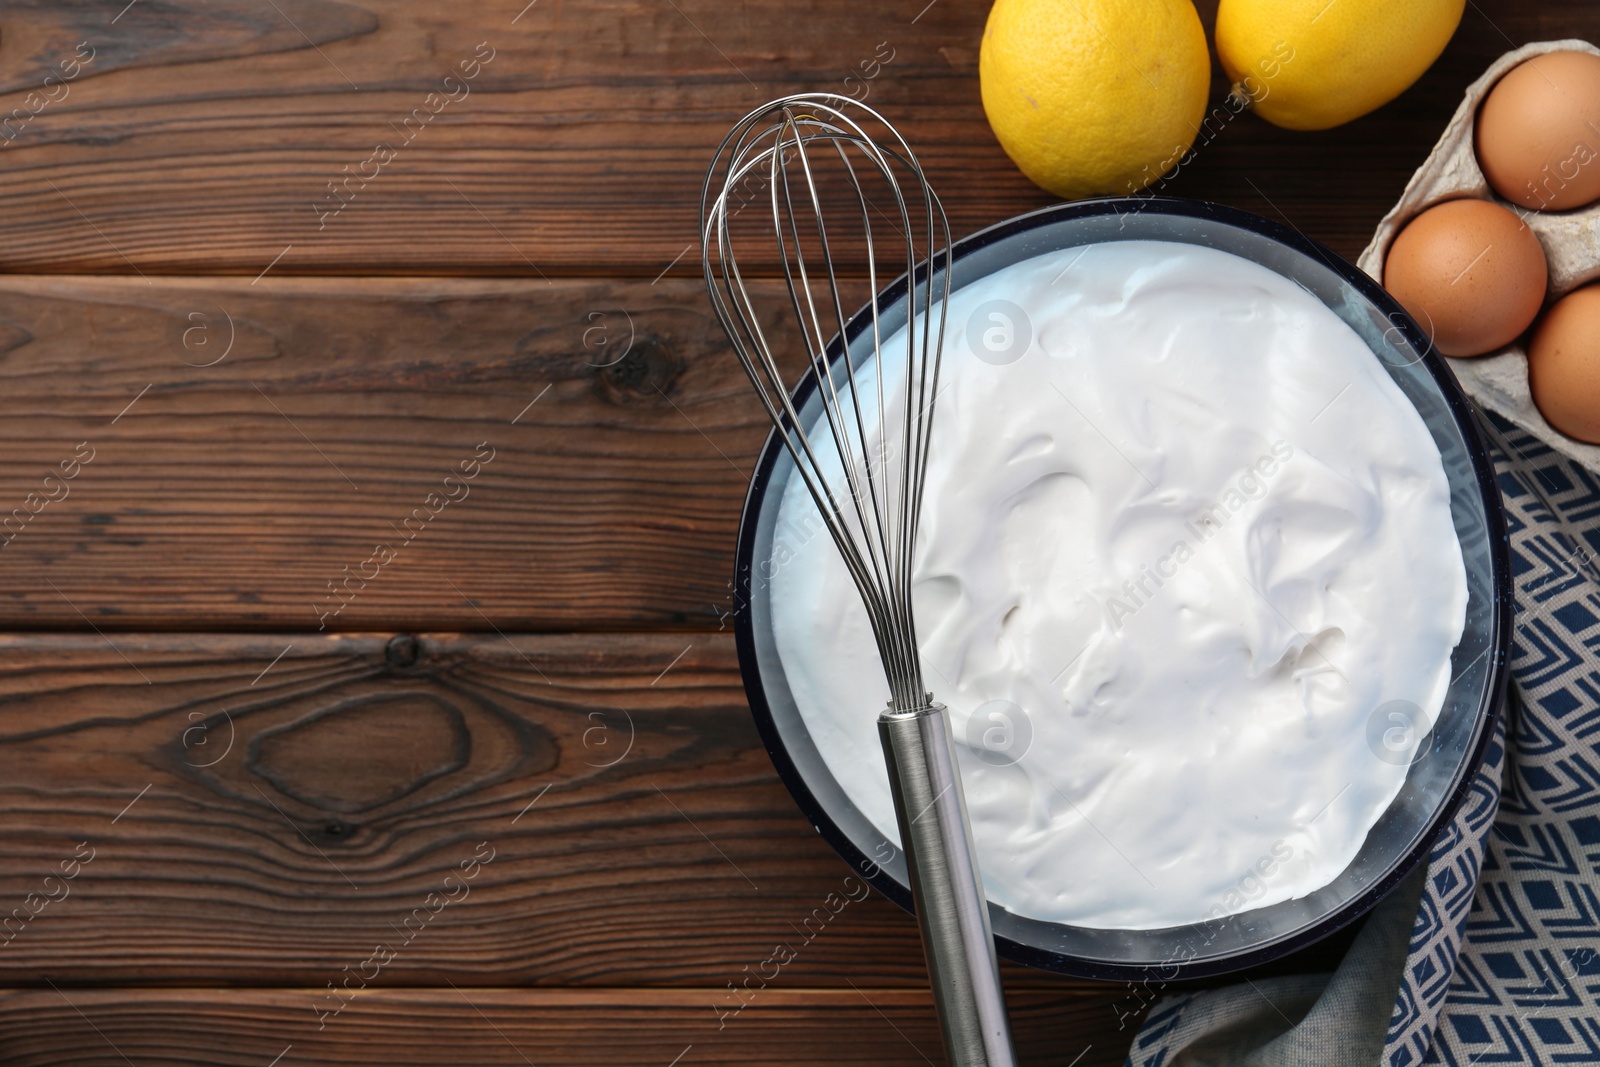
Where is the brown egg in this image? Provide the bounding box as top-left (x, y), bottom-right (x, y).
top-left (1383, 199), bottom-right (1548, 358)
top-left (1476, 50), bottom-right (1600, 211)
top-left (1529, 284), bottom-right (1600, 443)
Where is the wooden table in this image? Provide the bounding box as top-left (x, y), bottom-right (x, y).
top-left (0, 1), bottom-right (1586, 1063)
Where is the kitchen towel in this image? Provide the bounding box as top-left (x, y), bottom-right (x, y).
top-left (1125, 412), bottom-right (1600, 1067)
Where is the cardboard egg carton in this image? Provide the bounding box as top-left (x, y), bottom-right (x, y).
top-left (1357, 39), bottom-right (1600, 471)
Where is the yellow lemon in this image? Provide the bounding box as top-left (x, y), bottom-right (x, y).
top-left (1216, 0), bottom-right (1463, 130)
top-left (980, 0), bottom-right (1210, 199)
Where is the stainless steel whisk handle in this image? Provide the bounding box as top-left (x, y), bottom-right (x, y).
top-left (878, 703), bottom-right (1017, 1067)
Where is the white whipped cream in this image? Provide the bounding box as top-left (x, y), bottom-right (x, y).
top-left (767, 240), bottom-right (1467, 930)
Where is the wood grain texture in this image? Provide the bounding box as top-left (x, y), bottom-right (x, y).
top-left (0, 274), bottom-right (779, 631)
top-left (0, 0), bottom-right (1593, 276)
top-left (0, 0), bottom-right (378, 95)
top-left (0, 988), bottom-right (1133, 1067)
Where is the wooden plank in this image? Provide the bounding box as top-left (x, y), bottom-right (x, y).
top-left (0, 988), bottom-right (1135, 1067)
top-left (0, 274), bottom-right (777, 631)
top-left (0, 0), bottom-right (1591, 275)
top-left (0, 628), bottom-right (1118, 991)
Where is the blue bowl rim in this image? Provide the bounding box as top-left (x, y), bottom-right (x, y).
top-left (730, 195), bottom-right (1513, 982)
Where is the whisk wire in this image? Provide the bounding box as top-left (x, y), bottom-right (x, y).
top-left (701, 93), bottom-right (950, 712)
top-left (787, 122), bottom-right (918, 679)
top-left (774, 125), bottom-right (891, 610)
top-left (807, 106), bottom-right (924, 706)
top-left (709, 189), bottom-right (895, 679)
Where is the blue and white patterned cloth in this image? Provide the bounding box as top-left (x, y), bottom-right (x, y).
top-left (1127, 413), bottom-right (1600, 1067)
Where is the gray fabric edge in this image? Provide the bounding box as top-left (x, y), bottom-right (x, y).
top-left (1126, 862), bottom-right (1430, 1067)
